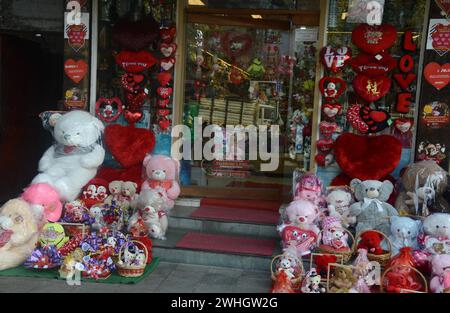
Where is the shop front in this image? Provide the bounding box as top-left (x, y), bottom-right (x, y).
top-left (0, 0), bottom-right (450, 294)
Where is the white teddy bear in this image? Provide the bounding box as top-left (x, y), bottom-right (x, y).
top-left (277, 255), bottom-right (296, 280)
top-left (32, 110), bottom-right (105, 202)
top-left (326, 188), bottom-right (356, 228)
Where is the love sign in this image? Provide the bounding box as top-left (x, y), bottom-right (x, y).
top-left (320, 46), bottom-right (352, 73)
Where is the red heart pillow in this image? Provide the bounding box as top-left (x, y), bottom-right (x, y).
top-left (351, 52), bottom-right (397, 77)
top-left (115, 50), bottom-right (157, 73)
top-left (105, 124), bottom-right (155, 168)
top-left (112, 16), bottom-right (159, 51)
top-left (334, 133), bottom-right (402, 180)
top-left (352, 24), bottom-right (397, 54)
top-left (353, 74), bottom-right (392, 102)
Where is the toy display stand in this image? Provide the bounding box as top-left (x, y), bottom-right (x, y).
top-left (355, 230), bottom-right (392, 268)
top-left (270, 254), bottom-right (304, 287)
top-left (316, 228), bottom-right (355, 263)
top-left (117, 240), bottom-right (148, 278)
top-left (380, 265), bottom-right (428, 293)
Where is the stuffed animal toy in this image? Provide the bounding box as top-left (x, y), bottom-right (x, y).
top-left (429, 254), bottom-right (450, 293)
top-left (421, 213), bottom-right (450, 255)
top-left (282, 199), bottom-right (320, 234)
top-left (0, 199), bottom-right (40, 271)
top-left (141, 154), bottom-right (180, 210)
top-left (89, 205), bottom-right (104, 231)
top-left (388, 216), bottom-right (421, 255)
top-left (21, 183), bottom-right (63, 225)
top-left (294, 173), bottom-right (326, 210)
top-left (32, 110), bottom-right (105, 201)
top-left (349, 179), bottom-right (398, 235)
top-left (301, 268), bottom-right (326, 293)
top-left (281, 225), bottom-right (318, 257)
top-left (357, 231), bottom-right (384, 255)
top-left (121, 181), bottom-right (139, 208)
top-left (329, 266), bottom-right (358, 293)
top-left (81, 178), bottom-right (109, 208)
top-left (352, 248), bottom-right (379, 287)
top-left (315, 254), bottom-right (338, 276)
top-left (320, 216), bottom-right (350, 252)
top-left (276, 254), bottom-right (296, 280)
top-left (326, 187), bottom-right (356, 228)
top-left (395, 161), bottom-right (450, 216)
top-left (104, 180), bottom-right (123, 205)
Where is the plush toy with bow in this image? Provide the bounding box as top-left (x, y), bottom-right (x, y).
top-left (349, 179), bottom-right (398, 235)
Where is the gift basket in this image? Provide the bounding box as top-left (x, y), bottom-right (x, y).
top-left (355, 230), bottom-right (392, 267)
top-left (116, 240), bottom-right (148, 277)
top-left (316, 216), bottom-right (355, 263)
top-left (270, 251), bottom-right (304, 286)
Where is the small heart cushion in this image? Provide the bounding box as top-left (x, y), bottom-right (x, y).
top-left (353, 74), bottom-right (392, 102)
top-left (351, 52), bottom-right (397, 77)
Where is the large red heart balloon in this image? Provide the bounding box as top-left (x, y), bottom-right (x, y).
top-left (352, 23), bottom-right (397, 54)
top-left (353, 74), bottom-right (392, 102)
top-left (115, 50), bottom-right (157, 73)
top-left (320, 46), bottom-right (352, 73)
top-left (112, 16), bottom-right (160, 51)
top-left (351, 52), bottom-right (397, 77)
top-left (334, 133), bottom-right (402, 180)
top-left (423, 62), bottom-right (450, 90)
top-left (64, 59), bottom-right (88, 83)
top-left (105, 124), bottom-right (155, 168)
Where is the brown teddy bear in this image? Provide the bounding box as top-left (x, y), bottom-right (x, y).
top-left (396, 161), bottom-right (449, 216)
top-left (329, 266), bottom-right (358, 293)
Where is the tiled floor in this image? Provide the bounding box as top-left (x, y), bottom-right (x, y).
top-left (0, 262), bottom-right (271, 293)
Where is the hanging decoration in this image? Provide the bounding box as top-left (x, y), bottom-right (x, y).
top-left (320, 46), bottom-right (352, 73)
top-left (351, 23), bottom-right (397, 54)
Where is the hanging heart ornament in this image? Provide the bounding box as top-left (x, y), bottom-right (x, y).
top-left (121, 73), bottom-right (148, 93)
top-left (351, 23), bottom-right (398, 54)
top-left (124, 110), bottom-right (143, 125)
top-left (359, 105), bottom-right (392, 133)
top-left (394, 118), bottom-right (413, 133)
top-left (160, 43), bottom-right (177, 57)
top-left (160, 57), bottom-right (176, 71)
top-left (320, 46), bottom-right (352, 73)
top-left (319, 77), bottom-right (347, 101)
top-left (351, 52), bottom-right (397, 77)
top-left (157, 72), bottom-right (173, 87)
top-left (353, 74), bottom-right (392, 102)
top-left (322, 103), bottom-right (343, 120)
top-left (160, 27), bottom-right (176, 43)
top-left (157, 87), bottom-right (173, 99)
top-left (95, 97), bottom-right (123, 123)
top-left (346, 104), bottom-right (369, 134)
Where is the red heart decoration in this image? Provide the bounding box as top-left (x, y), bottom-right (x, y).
top-left (320, 46), bottom-right (352, 73)
top-left (334, 133), bottom-right (402, 180)
top-left (315, 154), bottom-right (327, 167)
top-left (95, 97), bottom-right (123, 123)
top-left (160, 27), bottom-right (176, 43)
top-left (158, 118), bottom-right (171, 131)
top-left (64, 59), bottom-right (88, 83)
top-left (346, 104), bottom-right (369, 134)
top-left (112, 16), bottom-right (160, 51)
top-left (157, 109), bottom-right (170, 117)
top-left (226, 33), bottom-right (252, 58)
top-left (353, 74), bottom-right (392, 102)
top-left (317, 139), bottom-right (335, 153)
top-left (319, 77), bottom-right (347, 101)
top-left (124, 110), bottom-right (143, 125)
top-left (423, 62), bottom-right (450, 90)
top-left (431, 24), bottom-right (450, 55)
top-left (66, 24), bottom-right (87, 52)
top-left (157, 72), bottom-right (173, 87)
top-left (115, 50), bottom-right (157, 73)
top-left (394, 118), bottom-right (413, 133)
top-left (322, 103), bottom-right (343, 119)
top-left (121, 73), bottom-right (148, 93)
top-left (126, 92), bottom-right (147, 110)
top-left (351, 52), bottom-right (397, 77)
top-left (319, 121), bottom-right (338, 139)
top-left (160, 57), bottom-right (176, 71)
top-left (352, 23), bottom-right (397, 54)
top-left (105, 124), bottom-right (155, 168)
top-left (359, 106), bottom-right (391, 133)
top-left (157, 99), bottom-right (170, 108)
top-left (160, 43), bottom-right (177, 57)
top-left (157, 87), bottom-right (173, 99)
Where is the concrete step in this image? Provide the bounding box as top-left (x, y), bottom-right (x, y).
top-left (153, 228), bottom-right (281, 271)
top-left (169, 205), bottom-right (279, 238)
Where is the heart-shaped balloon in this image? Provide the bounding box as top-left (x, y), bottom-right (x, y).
top-left (351, 52), bottom-right (397, 77)
top-left (121, 73), bottom-right (148, 93)
top-left (104, 124), bottom-right (155, 168)
top-left (346, 104), bottom-right (369, 134)
top-left (95, 97), bottom-right (123, 123)
top-left (353, 74), bottom-right (392, 102)
top-left (112, 16), bottom-right (160, 51)
top-left (394, 118), bottom-right (413, 133)
top-left (158, 117), bottom-right (171, 131)
top-left (317, 138), bottom-right (335, 153)
top-left (124, 110), bottom-right (143, 125)
top-left (160, 43), bottom-right (177, 57)
top-left (157, 87), bottom-right (173, 99)
top-left (322, 103), bottom-right (343, 120)
top-left (157, 72), bottom-right (173, 87)
top-left (359, 105), bottom-right (391, 133)
top-left (160, 27), bottom-right (176, 43)
top-left (352, 23), bottom-right (398, 54)
top-left (160, 57), bottom-right (176, 71)
top-left (319, 121), bottom-right (338, 139)
top-left (320, 46), bottom-right (352, 73)
top-left (157, 109), bottom-right (171, 117)
top-left (334, 133), bottom-right (402, 180)
top-left (115, 50), bottom-right (157, 73)
top-left (319, 77), bottom-right (347, 101)
top-left (157, 98), bottom-right (170, 108)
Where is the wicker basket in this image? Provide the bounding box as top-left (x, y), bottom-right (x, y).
top-left (270, 253), bottom-right (304, 286)
top-left (116, 240), bottom-right (148, 278)
top-left (355, 230), bottom-right (392, 267)
top-left (316, 228), bottom-right (355, 264)
top-left (380, 265), bottom-right (428, 293)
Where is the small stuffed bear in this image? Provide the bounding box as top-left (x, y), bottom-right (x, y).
top-left (326, 188), bottom-right (356, 228)
top-left (357, 231), bottom-right (384, 255)
top-left (32, 110), bottom-right (105, 202)
top-left (301, 268), bottom-right (326, 293)
top-left (430, 254), bottom-right (450, 293)
top-left (141, 155), bottom-right (180, 210)
top-left (320, 216), bottom-right (350, 252)
top-left (281, 199), bottom-right (320, 235)
top-left (329, 267), bottom-right (358, 293)
top-left (277, 255), bottom-right (296, 280)
top-left (388, 216), bottom-right (421, 255)
top-left (104, 180), bottom-right (123, 205)
top-left (349, 179), bottom-right (398, 235)
top-left (421, 213), bottom-right (450, 255)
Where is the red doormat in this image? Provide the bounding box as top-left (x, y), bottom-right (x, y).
top-left (200, 198), bottom-right (281, 212)
top-left (175, 232), bottom-right (277, 256)
top-left (190, 205), bottom-right (279, 224)
top-left (226, 181), bottom-right (287, 190)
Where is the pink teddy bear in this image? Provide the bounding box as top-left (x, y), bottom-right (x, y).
top-left (141, 154), bottom-right (180, 210)
top-left (282, 199), bottom-right (320, 235)
top-left (430, 254), bottom-right (450, 293)
top-left (294, 174), bottom-right (327, 213)
top-left (21, 183), bottom-right (63, 225)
